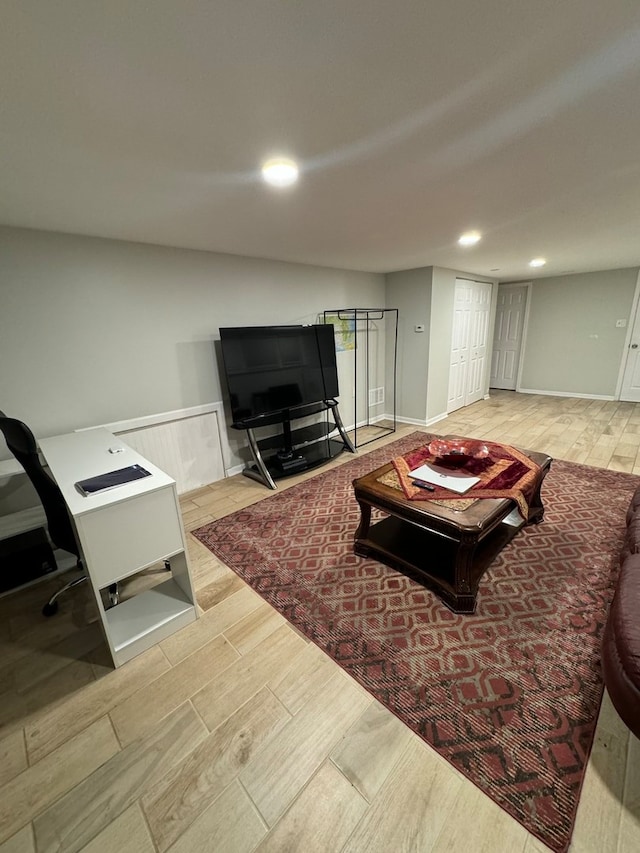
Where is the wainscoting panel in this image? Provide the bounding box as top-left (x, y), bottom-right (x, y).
top-left (95, 404), bottom-right (226, 495)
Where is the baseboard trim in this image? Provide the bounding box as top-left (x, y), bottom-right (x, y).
top-left (517, 388), bottom-right (615, 401)
top-left (395, 415), bottom-right (428, 427)
top-left (226, 463), bottom-right (245, 478)
top-left (393, 413), bottom-right (448, 427)
top-left (427, 412), bottom-right (448, 426)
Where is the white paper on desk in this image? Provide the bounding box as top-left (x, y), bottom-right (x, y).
top-left (409, 464), bottom-right (480, 494)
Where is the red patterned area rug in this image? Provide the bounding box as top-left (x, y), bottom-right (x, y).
top-left (193, 432), bottom-right (636, 853)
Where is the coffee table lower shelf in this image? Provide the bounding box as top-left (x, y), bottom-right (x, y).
top-left (354, 511), bottom-right (525, 614)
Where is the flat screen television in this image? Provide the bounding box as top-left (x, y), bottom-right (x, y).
top-left (219, 324), bottom-right (339, 425)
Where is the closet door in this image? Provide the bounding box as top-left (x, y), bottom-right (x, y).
top-left (447, 279), bottom-right (492, 412)
top-left (447, 280), bottom-right (473, 412)
top-left (466, 282), bottom-right (492, 404)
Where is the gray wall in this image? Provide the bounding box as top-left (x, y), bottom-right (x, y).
top-left (515, 268), bottom-right (639, 396)
top-left (426, 268), bottom-right (460, 421)
top-left (427, 267), bottom-right (497, 421)
top-left (425, 268), bottom-right (454, 421)
top-left (385, 265), bottom-right (496, 424)
top-left (385, 267), bottom-right (432, 422)
top-left (3, 223), bottom-right (638, 479)
top-left (0, 226), bottom-right (385, 449)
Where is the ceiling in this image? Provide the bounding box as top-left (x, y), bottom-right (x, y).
top-left (1, 1), bottom-right (640, 281)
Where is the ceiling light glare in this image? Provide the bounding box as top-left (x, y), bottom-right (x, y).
top-left (458, 231), bottom-right (481, 247)
top-left (261, 158), bottom-right (299, 187)
top-left (529, 257), bottom-right (547, 268)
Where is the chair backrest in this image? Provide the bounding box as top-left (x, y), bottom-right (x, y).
top-left (0, 413), bottom-right (79, 557)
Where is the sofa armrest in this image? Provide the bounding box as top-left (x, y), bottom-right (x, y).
top-left (601, 552), bottom-right (640, 738)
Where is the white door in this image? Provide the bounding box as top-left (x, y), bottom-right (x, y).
top-left (621, 295), bottom-right (640, 401)
top-left (448, 279), bottom-right (492, 412)
top-left (466, 282), bottom-right (492, 404)
top-left (490, 284), bottom-right (528, 390)
top-left (448, 281), bottom-right (472, 412)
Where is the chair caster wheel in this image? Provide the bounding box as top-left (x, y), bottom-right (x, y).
top-left (42, 601), bottom-right (58, 617)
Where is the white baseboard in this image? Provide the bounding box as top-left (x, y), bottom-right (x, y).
top-left (346, 414), bottom-right (390, 431)
top-left (426, 412), bottom-right (448, 426)
top-left (226, 463), bottom-right (245, 478)
top-left (392, 413), bottom-right (448, 428)
top-left (394, 415), bottom-right (427, 427)
top-left (517, 388), bottom-right (615, 401)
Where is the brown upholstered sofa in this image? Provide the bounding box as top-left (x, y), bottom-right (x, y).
top-left (601, 487), bottom-right (640, 739)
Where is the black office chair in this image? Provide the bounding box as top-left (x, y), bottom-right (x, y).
top-left (0, 412), bottom-right (117, 616)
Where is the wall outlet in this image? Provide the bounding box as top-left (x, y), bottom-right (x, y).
top-left (616, 319), bottom-right (627, 328)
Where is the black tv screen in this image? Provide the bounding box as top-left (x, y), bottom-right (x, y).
top-left (219, 324), bottom-right (339, 424)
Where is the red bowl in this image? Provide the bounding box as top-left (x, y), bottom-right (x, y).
top-left (428, 438), bottom-right (489, 467)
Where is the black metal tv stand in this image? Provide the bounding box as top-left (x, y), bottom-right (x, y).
top-left (232, 399), bottom-right (356, 490)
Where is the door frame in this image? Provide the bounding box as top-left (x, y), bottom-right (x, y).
top-left (615, 268), bottom-right (640, 400)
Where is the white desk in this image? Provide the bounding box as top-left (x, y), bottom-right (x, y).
top-left (39, 428), bottom-right (198, 667)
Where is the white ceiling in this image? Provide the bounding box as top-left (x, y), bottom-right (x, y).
top-left (1, 0), bottom-right (640, 280)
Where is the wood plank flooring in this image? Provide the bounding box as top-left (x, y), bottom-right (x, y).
top-left (1, 391), bottom-right (640, 852)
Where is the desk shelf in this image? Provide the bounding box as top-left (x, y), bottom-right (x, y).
top-left (105, 577), bottom-right (196, 667)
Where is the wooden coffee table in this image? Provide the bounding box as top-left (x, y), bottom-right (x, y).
top-left (352, 442), bottom-right (552, 613)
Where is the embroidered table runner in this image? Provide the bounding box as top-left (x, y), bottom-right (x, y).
top-left (387, 440), bottom-right (541, 518)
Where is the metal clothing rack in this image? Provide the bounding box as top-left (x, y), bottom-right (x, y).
top-left (322, 307), bottom-right (398, 448)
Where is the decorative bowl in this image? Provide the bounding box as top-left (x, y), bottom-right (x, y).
top-left (427, 438), bottom-right (490, 468)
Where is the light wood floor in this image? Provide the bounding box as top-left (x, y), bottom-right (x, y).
top-left (1, 390), bottom-right (640, 853)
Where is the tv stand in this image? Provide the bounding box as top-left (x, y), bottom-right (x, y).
top-left (233, 400), bottom-right (356, 489)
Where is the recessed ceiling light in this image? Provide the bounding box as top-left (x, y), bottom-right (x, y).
top-left (458, 231), bottom-right (481, 247)
top-left (261, 157), bottom-right (299, 187)
top-left (529, 257), bottom-right (546, 268)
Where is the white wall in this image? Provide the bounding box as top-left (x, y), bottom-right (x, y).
top-left (428, 267), bottom-right (497, 420)
top-left (510, 268), bottom-right (639, 397)
top-left (385, 267), bottom-right (432, 422)
top-left (0, 226), bottom-right (385, 469)
top-left (5, 225), bottom-right (637, 487)
top-left (385, 266), bottom-right (496, 424)
top-left (427, 267), bottom-right (455, 422)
